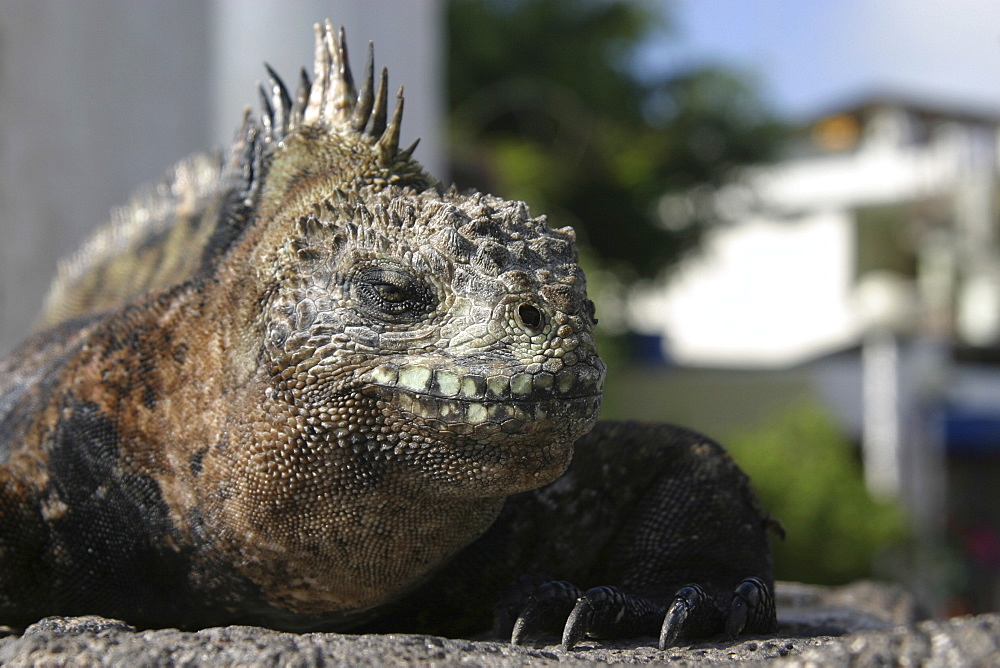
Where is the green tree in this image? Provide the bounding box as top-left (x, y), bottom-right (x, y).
top-left (725, 402), bottom-right (910, 584)
top-left (447, 0), bottom-right (784, 278)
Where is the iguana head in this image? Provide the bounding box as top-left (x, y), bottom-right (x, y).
top-left (220, 22), bottom-right (605, 503)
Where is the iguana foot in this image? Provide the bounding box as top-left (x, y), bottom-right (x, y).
top-left (507, 576), bottom-right (775, 650)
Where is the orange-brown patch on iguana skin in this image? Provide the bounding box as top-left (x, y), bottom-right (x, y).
top-left (25, 288), bottom-right (225, 543)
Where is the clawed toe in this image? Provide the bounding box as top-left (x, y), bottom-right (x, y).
top-left (561, 586), bottom-right (653, 650)
top-left (726, 576), bottom-right (775, 639)
top-left (658, 584), bottom-right (717, 649)
top-left (510, 580), bottom-right (583, 645)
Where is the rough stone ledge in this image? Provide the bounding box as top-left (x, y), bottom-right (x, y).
top-left (1, 582), bottom-right (997, 666)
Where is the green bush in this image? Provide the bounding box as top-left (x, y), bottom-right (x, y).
top-left (724, 401), bottom-right (909, 584)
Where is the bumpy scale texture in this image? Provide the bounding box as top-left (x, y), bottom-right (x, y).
top-left (0, 23), bottom-right (777, 648)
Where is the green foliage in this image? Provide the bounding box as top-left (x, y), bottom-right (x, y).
top-left (447, 0), bottom-right (785, 277)
top-left (725, 402), bottom-right (910, 584)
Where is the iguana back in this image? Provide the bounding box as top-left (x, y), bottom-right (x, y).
top-left (36, 152), bottom-right (229, 329)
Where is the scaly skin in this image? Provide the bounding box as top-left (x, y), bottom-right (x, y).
top-left (0, 22), bottom-right (776, 645)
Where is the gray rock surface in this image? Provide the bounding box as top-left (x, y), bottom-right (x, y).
top-left (784, 615), bottom-right (1000, 667)
top-left (0, 582), bottom-right (995, 666)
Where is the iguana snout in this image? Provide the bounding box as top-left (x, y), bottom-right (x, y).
top-left (357, 291), bottom-right (606, 437)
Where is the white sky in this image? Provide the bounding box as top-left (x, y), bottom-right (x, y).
top-left (652, 0), bottom-right (1000, 120)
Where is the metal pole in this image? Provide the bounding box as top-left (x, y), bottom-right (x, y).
top-left (862, 327), bottom-right (902, 499)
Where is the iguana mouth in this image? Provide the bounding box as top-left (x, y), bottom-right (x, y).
top-left (362, 361), bottom-right (605, 402)
top-left (359, 361), bottom-right (604, 430)
top-left (383, 390), bottom-right (601, 431)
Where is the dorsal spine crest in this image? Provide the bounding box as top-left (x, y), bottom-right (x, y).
top-left (260, 20), bottom-right (404, 162)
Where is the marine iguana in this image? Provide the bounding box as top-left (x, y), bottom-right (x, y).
top-left (0, 22), bottom-right (777, 649)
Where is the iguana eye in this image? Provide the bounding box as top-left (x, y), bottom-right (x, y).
top-left (353, 263), bottom-right (436, 322)
top-left (373, 283), bottom-right (408, 304)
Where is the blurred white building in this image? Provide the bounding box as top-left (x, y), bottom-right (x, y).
top-left (631, 95), bottom-right (1000, 368)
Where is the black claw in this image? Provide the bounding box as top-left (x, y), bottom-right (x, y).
top-left (659, 594), bottom-right (691, 649)
top-left (510, 613), bottom-right (535, 645)
top-left (561, 595), bottom-right (594, 650)
top-left (728, 576), bottom-right (776, 636)
top-left (510, 580), bottom-right (583, 645)
top-left (659, 584), bottom-right (710, 649)
top-left (493, 574), bottom-right (552, 639)
top-left (725, 590), bottom-right (750, 639)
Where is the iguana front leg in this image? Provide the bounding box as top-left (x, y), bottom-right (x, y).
top-left (504, 423), bottom-right (775, 647)
top-left (364, 420), bottom-right (777, 648)
top-left (492, 420), bottom-right (778, 648)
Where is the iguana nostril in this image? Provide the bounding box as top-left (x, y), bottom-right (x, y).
top-left (516, 303), bottom-right (543, 333)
